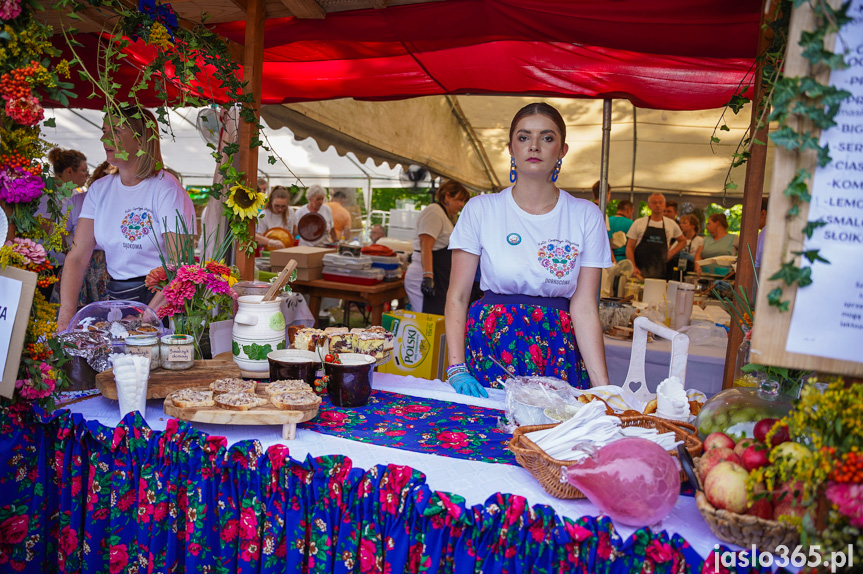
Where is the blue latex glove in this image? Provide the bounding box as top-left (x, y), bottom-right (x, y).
top-left (449, 372), bottom-right (488, 398)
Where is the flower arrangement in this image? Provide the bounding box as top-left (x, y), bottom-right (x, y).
top-left (0, 0), bottom-right (78, 411)
top-left (145, 260), bottom-right (239, 358)
top-left (749, 380), bottom-right (862, 563)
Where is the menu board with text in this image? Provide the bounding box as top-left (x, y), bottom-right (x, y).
top-left (785, 2), bottom-right (863, 361)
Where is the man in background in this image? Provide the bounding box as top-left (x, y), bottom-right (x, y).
top-left (608, 199), bottom-right (634, 262)
top-left (369, 224), bottom-right (387, 244)
top-left (664, 200), bottom-right (679, 222)
top-left (327, 190), bottom-right (352, 242)
top-left (626, 193), bottom-right (685, 279)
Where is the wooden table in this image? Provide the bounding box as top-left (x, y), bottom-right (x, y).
top-left (289, 278), bottom-right (406, 327)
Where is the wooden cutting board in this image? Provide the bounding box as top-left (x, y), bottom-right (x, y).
top-left (163, 384), bottom-right (319, 440)
top-left (96, 359), bottom-right (244, 400)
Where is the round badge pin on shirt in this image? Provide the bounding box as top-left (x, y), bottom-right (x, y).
top-left (506, 233), bottom-right (521, 246)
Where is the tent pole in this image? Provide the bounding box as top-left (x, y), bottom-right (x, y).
top-left (630, 104), bottom-right (637, 203)
top-left (721, 5), bottom-right (771, 389)
top-left (598, 99), bottom-right (612, 301)
top-left (235, 0), bottom-right (266, 280)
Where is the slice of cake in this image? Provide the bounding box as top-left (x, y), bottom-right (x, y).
top-left (214, 392), bottom-right (269, 411)
top-left (293, 328), bottom-right (326, 352)
top-left (328, 331), bottom-right (355, 353)
top-left (324, 327), bottom-right (349, 334)
top-left (171, 389), bottom-right (215, 408)
top-left (210, 378), bottom-right (256, 395)
top-left (355, 332), bottom-right (386, 359)
top-left (271, 391), bottom-right (322, 412)
top-left (266, 380), bottom-right (313, 396)
top-left (365, 326), bottom-right (394, 351)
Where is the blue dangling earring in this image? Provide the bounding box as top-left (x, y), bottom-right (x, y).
top-left (509, 157), bottom-right (517, 183)
top-left (551, 158), bottom-right (562, 183)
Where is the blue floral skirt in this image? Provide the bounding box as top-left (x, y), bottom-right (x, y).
top-left (464, 293), bottom-right (590, 390)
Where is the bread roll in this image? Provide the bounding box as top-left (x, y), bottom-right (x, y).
top-left (214, 392), bottom-right (269, 411)
top-left (171, 389), bottom-right (215, 408)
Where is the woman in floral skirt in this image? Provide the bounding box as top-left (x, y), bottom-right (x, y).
top-left (444, 103), bottom-right (612, 397)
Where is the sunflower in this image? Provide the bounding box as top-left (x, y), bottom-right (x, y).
top-left (226, 183), bottom-right (266, 220)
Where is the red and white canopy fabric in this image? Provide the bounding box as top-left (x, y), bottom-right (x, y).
top-left (58, 0), bottom-right (760, 111)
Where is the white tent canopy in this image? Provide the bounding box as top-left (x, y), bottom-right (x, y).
top-left (263, 96), bottom-right (776, 200)
top-left (41, 107), bottom-right (403, 192)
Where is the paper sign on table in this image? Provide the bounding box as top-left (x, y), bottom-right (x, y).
top-left (0, 267), bottom-right (37, 398)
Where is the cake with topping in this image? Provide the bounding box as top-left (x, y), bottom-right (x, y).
top-left (355, 332), bottom-right (386, 359)
top-left (364, 326), bottom-right (394, 351)
top-left (293, 328), bottom-right (326, 352)
top-left (214, 392), bottom-right (269, 411)
top-left (328, 331), bottom-right (355, 353)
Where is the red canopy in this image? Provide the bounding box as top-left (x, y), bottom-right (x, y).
top-left (56, 0), bottom-right (760, 110)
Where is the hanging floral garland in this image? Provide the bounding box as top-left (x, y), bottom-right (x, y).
top-left (0, 0), bottom-right (78, 409)
top-left (54, 0), bottom-right (273, 253)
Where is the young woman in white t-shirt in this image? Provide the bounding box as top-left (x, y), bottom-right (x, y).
top-left (445, 103), bottom-right (613, 397)
top-left (57, 106), bottom-right (196, 331)
top-left (404, 180), bottom-right (470, 315)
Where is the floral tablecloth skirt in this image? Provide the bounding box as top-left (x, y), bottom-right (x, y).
top-left (0, 404), bottom-right (791, 574)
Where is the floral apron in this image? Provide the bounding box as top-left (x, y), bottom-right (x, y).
top-left (464, 292), bottom-right (590, 390)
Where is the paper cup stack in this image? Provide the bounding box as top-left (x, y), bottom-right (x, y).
top-left (110, 354), bottom-right (151, 418)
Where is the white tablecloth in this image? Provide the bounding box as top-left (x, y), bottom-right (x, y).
top-left (604, 335), bottom-right (727, 397)
top-left (62, 372), bottom-right (733, 562)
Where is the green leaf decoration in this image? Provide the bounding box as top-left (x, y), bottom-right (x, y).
top-left (792, 249), bottom-right (830, 265)
top-left (232, 340), bottom-right (240, 356)
top-left (43, 117), bottom-right (56, 128)
top-left (242, 343), bottom-right (274, 361)
top-left (801, 219), bottom-right (828, 239)
top-left (769, 262), bottom-right (802, 286)
top-left (767, 287), bottom-right (790, 312)
top-left (277, 340), bottom-right (286, 350)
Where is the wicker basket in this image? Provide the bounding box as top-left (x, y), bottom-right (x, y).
top-left (695, 492), bottom-right (800, 553)
top-left (507, 415), bottom-right (703, 500)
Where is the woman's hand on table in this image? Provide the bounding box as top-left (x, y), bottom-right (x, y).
top-left (449, 372), bottom-right (488, 398)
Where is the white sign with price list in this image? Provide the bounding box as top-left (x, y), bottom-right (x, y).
top-left (0, 268), bottom-right (33, 398)
top-left (785, 0), bottom-right (863, 362)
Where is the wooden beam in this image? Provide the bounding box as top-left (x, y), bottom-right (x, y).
top-left (722, 6), bottom-right (771, 389)
top-left (278, 0), bottom-right (325, 19)
top-left (227, 0), bottom-right (248, 12)
top-left (235, 0), bottom-right (266, 280)
top-left (369, 0), bottom-right (389, 8)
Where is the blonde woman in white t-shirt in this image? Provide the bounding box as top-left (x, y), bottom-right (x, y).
top-left (57, 106), bottom-right (196, 331)
top-left (404, 180), bottom-right (470, 315)
top-left (445, 103), bottom-right (612, 397)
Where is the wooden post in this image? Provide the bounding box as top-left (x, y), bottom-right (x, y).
top-left (721, 7), bottom-right (772, 390)
top-left (235, 0), bottom-right (266, 280)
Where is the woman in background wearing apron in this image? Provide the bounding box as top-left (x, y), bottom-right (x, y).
top-left (404, 180), bottom-right (470, 315)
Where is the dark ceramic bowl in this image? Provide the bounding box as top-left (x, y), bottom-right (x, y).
top-left (267, 349), bottom-right (319, 386)
top-left (323, 354), bottom-right (376, 408)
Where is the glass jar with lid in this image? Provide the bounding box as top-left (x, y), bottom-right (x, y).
top-left (160, 334), bottom-right (195, 370)
top-left (695, 379), bottom-right (795, 440)
top-left (124, 334), bottom-right (160, 370)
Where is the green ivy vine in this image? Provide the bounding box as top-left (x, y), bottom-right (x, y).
top-left (52, 0), bottom-right (277, 253)
top-left (713, 0), bottom-right (853, 312)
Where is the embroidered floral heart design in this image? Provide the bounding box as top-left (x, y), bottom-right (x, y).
top-left (121, 210), bottom-right (154, 242)
top-left (537, 239), bottom-right (579, 278)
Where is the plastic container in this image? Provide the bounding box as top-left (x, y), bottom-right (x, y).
top-left (383, 268), bottom-right (404, 282)
top-left (673, 283), bottom-right (695, 330)
top-left (322, 253), bottom-right (372, 270)
top-left (694, 379), bottom-right (794, 440)
top-left (66, 300), bottom-right (165, 344)
top-left (124, 334), bottom-right (160, 371)
top-left (322, 266), bottom-right (385, 285)
top-left (369, 254), bottom-right (402, 270)
top-left (160, 334), bottom-right (195, 370)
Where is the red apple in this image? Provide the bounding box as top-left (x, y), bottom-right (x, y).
top-left (704, 461), bottom-right (749, 513)
top-left (704, 432), bottom-right (736, 451)
top-left (746, 498), bottom-right (773, 520)
top-left (697, 447), bottom-right (742, 482)
top-left (754, 418), bottom-right (790, 446)
top-left (733, 437), bottom-right (757, 458)
top-left (741, 444), bottom-right (770, 471)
